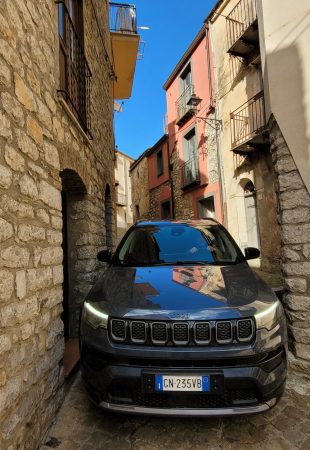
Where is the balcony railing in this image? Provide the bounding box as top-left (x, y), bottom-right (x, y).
top-left (181, 157), bottom-right (200, 189)
top-left (230, 91), bottom-right (267, 151)
top-left (57, 1), bottom-right (92, 138)
top-left (116, 192), bottom-right (127, 206)
top-left (226, 0), bottom-right (257, 57)
top-left (110, 2), bottom-right (137, 34)
top-left (176, 84), bottom-right (196, 126)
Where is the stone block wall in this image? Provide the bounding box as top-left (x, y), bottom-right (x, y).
top-left (170, 146), bottom-right (194, 220)
top-left (130, 154), bottom-right (150, 222)
top-left (149, 181), bottom-right (171, 219)
top-left (269, 116), bottom-right (310, 375)
top-left (0, 0), bottom-right (115, 448)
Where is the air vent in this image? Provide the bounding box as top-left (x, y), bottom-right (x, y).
top-left (194, 322), bottom-right (211, 344)
top-left (216, 321), bottom-right (233, 344)
top-left (111, 319), bottom-right (126, 341)
top-left (172, 323), bottom-right (189, 344)
top-left (130, 321), bottom-right (147, 343)
top-left (237, 319), bottom-right (254, 342)
top-left (151, 322), bottom-right (168, 344)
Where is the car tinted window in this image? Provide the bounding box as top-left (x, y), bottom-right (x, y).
top-left (115, 224), bottom-right (244, 266)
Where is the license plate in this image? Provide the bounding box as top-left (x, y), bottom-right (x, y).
top-left (155, 375), bottom-right (210, 392)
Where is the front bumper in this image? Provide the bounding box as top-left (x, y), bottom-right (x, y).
top-left (80, 322), bottom-right (287, 417)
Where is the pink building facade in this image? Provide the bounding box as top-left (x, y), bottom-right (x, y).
top-left (163, 27), bottom-right (223, 221)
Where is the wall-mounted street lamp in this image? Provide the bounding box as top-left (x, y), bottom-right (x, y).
top-left (187, 94), bottom-right (222, 131)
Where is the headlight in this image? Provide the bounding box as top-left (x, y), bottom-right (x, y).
top-left (82, 301), bottom-right (108, 330)
top-left (255, 300), bottom-right (284, 331)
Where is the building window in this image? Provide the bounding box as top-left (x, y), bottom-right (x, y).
top-left (161, 200), bottom-right (171, 219)
top-left (156, 149), bottom-right (164, 177)
top-left (198, 195), bottom-right (216, 219)
top-left (181, 64), bottom-right (192, 90)
top-left (182, 128), bottom-right (199, 188)
top-left (58, 0), bottom-right (92, 137)
top-left (135, 204), bottom-right (140, 219)
top-left (176, 63), bottom-right (195, 125)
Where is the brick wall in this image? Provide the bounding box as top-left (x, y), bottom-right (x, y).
top-left (0, 0), bottom-right (115, 448)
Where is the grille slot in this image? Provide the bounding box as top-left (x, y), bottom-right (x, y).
top-left (172, 323), bottom-right (189, 344)
top-left (194, 322), bottom-right (211, 344)
top-left (237, 319), bottom-right (254, 342)
top-left (216, 321), bottom-right (233, 344)
top-left (111, 319), bottom-right (126, 342)
top-left (151, 322), bottom-right (168, 344)
top-left (130, 321), bottom-right (147, 343)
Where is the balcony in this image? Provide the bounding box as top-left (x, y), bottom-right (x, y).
top-left (176, 84), bottom-right (196, 127)
top-left (116, 191), bottom-right (127, 206)
top-left (57, 1), bottom-right (92, 138)
top-left (230, 91), bottom-right (268, 153)
top-left (226, 0), bottom-right (259, 62)
top-left (181, 157), bottom-right (200, 189)
top-left (110, 2), bottom-right (140, 99)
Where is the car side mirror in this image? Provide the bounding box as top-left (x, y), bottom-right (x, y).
top-left (97, 250), bottom-right (112, 263)
top-left (244, 247), bottom-right (260, 260)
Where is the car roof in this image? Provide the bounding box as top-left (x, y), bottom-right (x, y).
top-left (134, 218), bottom-right (220, 227)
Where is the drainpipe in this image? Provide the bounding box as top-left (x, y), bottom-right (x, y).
top-left (205, 22), bottom-right (227, 226)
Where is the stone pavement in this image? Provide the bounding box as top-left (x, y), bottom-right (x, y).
top-left (40, 373), bottom-right (310, 450)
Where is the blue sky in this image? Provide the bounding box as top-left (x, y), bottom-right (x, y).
top-left (114, 0), bottom-right (217, 160)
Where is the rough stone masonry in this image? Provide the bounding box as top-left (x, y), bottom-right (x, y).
top-left (0, 0), bottom-right (115, 448)
top-left (269, 116), bottom-right (310, 375)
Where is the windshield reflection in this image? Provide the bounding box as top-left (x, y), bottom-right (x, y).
top-left (114, 223), bottom-right (244, 267)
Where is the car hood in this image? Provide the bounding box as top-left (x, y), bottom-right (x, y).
top-left (85, 263), bottom-right (277, 320)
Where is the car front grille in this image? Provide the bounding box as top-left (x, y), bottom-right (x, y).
top-left (109, 317), bottom-right (255, 346)
top-left (106, 385), bottom-right (259, 409)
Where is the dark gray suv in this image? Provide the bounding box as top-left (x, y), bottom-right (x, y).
top-left (80, 220), bottom-right (287, 416)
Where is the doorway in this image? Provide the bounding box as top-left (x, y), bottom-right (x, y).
top-left (61, 169), bottom-right (87, 376)
top-left (244, 180), bottom-right (260, 249)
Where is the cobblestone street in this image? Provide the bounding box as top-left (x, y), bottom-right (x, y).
top-left (41, 373), bottom-right (310, 450)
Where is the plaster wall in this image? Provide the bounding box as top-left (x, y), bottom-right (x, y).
top-left (257, 0), bottom-right (310, 194)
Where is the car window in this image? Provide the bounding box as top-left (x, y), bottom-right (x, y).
top-left (114, 224), bottom-right (244, 266)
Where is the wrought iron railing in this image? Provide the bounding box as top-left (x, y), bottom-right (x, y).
top-left (226, 0), bottom-right (256, 50)
top-left (117, 192), bottom-right (127, 206)
top-left (57, 1), bottom-right (92, 138)
top-left (110, 2), bottom-right (137, 34)
top-left (176, 84), bottom-right (196, 125)
top-left (230, 91), bottom-right (266, 149)
top-left (181, 156), bottom-right (200, 188)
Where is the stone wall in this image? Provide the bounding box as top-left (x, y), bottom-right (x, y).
top-left (149, 181), bottom-right (171, 218)
top-left (0, 0), bottom-right (115, 448)
top-left (269, 116), bottom-right (310, 375)
top-left (170, 145), bottom-right (194, 220)
top-left (130, 154), bottom-right (150, 222)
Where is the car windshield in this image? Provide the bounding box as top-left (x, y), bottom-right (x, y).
top-left (113, 223), bottom-right (244, 266)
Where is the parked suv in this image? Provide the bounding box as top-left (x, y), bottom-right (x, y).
top-left (80, 220), bottom-right (287, 416)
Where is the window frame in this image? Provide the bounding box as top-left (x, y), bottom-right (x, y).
top-left (156, 149), bottom-right (164, 177)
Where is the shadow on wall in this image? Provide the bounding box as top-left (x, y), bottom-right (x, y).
top-left (263, 42), bottom-right (310, 182)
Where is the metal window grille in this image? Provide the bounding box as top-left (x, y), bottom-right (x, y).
top-left (57, 1), bottom-right (92, 138)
